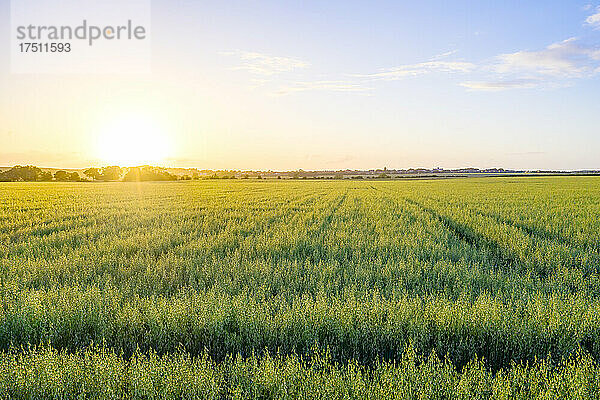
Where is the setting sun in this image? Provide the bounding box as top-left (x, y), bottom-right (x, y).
top-left (95, 115), bottom-right (172, 166)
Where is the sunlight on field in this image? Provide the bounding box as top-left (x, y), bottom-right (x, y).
top-left (1, 177), bottom-right (600, 396)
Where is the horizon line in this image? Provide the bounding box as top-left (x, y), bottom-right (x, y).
top-left (2, 164), bottom-right (600, 174)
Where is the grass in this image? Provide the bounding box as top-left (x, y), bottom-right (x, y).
top-left (1, 177), bottom-right (600, 398)
top-left (2, 345), bottom-right (600, 399)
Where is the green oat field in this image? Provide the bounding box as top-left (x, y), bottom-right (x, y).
top-left (2, 177), bottom-right (600, 398)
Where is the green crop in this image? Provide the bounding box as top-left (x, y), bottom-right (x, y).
top-left (1, 177), bottom-right (599, 398)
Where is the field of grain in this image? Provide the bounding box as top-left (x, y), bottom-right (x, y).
top-left (1, 177), bottom-right (600, 398)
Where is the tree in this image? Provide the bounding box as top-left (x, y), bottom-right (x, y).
top-left (101, 166), bottom-right (122, 181)
top-left (122, 166), bottom-right (177, 182)
top-left (39, 171), bottom-right (53, 181)
top-left (54, 170), bottom-right (69, 181)
top-left (83, 168), bottom-right (101, 180)
top-left (0, 166), bottom-right (48, 182)
top-left (68, 172), bottom-right (81, 182)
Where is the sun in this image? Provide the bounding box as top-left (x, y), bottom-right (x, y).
top-left (96, 115), bottom-right (172, 166)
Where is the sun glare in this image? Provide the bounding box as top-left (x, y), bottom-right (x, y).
top-left (96, 115), bottom-right (172, 167)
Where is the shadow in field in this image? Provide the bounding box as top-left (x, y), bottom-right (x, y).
top-left (290, 191), bottom-right (348, 264)
top-left (473, 207), bottom-right (596, 251)
top-left (470, 207), bottom-right (600, 275)
top-left (401, 197), bottom-right (534, 277)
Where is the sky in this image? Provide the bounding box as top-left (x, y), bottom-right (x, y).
top-left (0, 0), bottom-right (599, 171)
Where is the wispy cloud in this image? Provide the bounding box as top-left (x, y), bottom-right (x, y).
top-left (460, 79), bottom-right (541, 91)
top-left (225, 9), bottom-right (600, 96)
top-left (585, 6), bottom-right (600, 29)
top-left (273, 80), bottom-right (372, 96)
top-left (430, 50), bottom-right (458, 60)
top-left (222, 51), bottom-right (309, 75)
top-left (354, 61), bottom-right (475, 81)
top-left (493, 38), bottom-right (599, 78)
top-left (462, 37), bottom-right (600, 91)
top-left (359, 9), bottom-right (600, 92)
top-left (268, 53), bottom-right (473, 95)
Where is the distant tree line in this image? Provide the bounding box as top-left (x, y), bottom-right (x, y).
top-left (53, 170), bottom-right (81, 181)
top-left (0, 165), bottom-right (398, 182)
top-left (122, 166), bottom-right (178, 181)
top-left (0, 166), bottom-right (86, 182)
top-left (0, 165), bottom-right (180, 182)
top-left (1, 165), bottom-right (503, 182)
top-left (82, 166), bottom-right (178, 181)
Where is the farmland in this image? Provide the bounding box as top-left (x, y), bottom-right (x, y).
top-left (1, 177), bottom-right (600, 398)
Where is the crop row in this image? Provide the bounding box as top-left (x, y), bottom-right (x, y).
top-left (0, 286), bottom-right (598, 369)
top-left (0, 345), bottom-right (598, 399)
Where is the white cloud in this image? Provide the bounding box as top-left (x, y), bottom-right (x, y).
top-left (357, 9), bottom-right (600, 93)
top-left (222, 51), bottom-right (309, 75)
top-left (493, 38), bottom-right (600, 78)
top-left (460, 79), bottom-right (541, 91)
top-left (224, 32), bottom-right (599, 95)
top-left (222, 50), bottom-right (374, 95)
top-left (272, 57), bottom-right (474, 95)
top-left (354, 61), bottom-right (475, 81)
top-left (274, 80), bottom-right (372, 96)
top-left (429, 50), bottom-right (458, 60)
top-left (462, 37), bottom-right (600, 91)
top-left (585, 6), bottom-right (600, 28)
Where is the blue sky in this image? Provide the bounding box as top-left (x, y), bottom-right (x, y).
top-left (0, 0), bottom-right (599, 170)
